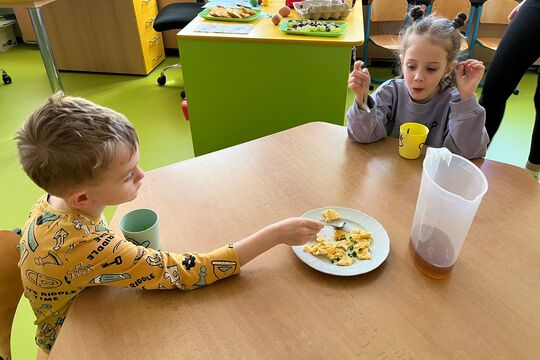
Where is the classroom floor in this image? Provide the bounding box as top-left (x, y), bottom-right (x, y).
top-left (1, 44), bottom-right (538, 359)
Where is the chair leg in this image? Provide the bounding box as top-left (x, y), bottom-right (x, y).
top-left (156, 63), bottom-right (183, 86)
top-left (162, 63), bottom-right (182, 73)
top-left (1, 68), bottom-right (12, 84)
top-left (370, 60), bottom-right (400, 86)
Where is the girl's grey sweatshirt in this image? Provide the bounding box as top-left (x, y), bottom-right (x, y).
top-left (346, 79), bottom-right (489, 159)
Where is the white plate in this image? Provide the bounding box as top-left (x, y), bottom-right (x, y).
top-left (293, 206), bottom-right (390, 276)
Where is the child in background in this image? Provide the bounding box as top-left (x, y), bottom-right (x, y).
top-left (15, 93), bottom-right (324, 355)
top-left (347, 7), bottom-right (489, 159)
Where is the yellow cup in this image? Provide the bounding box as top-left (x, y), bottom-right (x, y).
top-left (399, 122), bottom-right (429, 159)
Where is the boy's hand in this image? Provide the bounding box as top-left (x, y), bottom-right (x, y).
top-left (349, 60), bottom-right (371, 106)
top-left (456, 59), bottom-right (485, 100)
top-left (267, 217), bottom-right (324, 247)
top-left (235, 218), bottom-right (324, 266)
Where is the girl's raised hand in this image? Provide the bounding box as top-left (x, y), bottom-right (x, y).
top-left (455, 59), bottom-right (485, 100)
top-left (348, 60), bottom-right (371, 107)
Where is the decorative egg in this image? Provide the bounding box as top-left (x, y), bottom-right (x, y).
top-left (279, 6), bottom-right (291, 17)
top-left (272, 14), bottom-right (282, 25)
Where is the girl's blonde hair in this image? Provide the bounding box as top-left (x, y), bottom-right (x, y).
top-left (15, 92), bottom-right (139, 196)
top-left (397, 6), bottom-right (467, 89)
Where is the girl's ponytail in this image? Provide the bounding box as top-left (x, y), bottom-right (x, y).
top-left (451, 12), bottom-right (467, 30)
top-left (410, 6), bottom-right (424, 22)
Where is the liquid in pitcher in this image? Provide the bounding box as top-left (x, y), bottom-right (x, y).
top-left (409, 226), bottom-right (456, 280)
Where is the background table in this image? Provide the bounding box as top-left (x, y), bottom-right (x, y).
top-left (50, 122), bottom-right (540, 359)
top-left (0, 0), bottom-right (62, 92)
top-left (178, 1), bottom-right (364, 156)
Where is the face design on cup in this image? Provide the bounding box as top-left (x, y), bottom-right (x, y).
top-left (398, 122), bottom-right (430, 159)
top-left (399, 132), bottom-right (424, 149)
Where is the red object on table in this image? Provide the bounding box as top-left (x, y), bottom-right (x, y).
top-left (285, 0), bottom-right (301, 9)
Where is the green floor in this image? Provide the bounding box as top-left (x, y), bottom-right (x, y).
top-left (1, 44), bottom-right (537, 359)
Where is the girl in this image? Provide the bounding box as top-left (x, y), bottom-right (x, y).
top-left (347, 7), bottom-right (489, 159)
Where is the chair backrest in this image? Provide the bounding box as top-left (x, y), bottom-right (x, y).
top-left (432, 0), bottom-right (472, 21)
top-left (480, 0), bottom-right (519, 24)
top-left (0, 230), bottom-right (23, 360)
top-left (432, 0), bottom-right (471, 15)
top-left (431, 0), bottom-right (474, 38)
top-left (371, 0), bottom-right (409, 22)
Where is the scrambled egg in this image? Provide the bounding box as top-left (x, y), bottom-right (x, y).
top-left (304, 229), bottom-right (372, 266)
top-left (322, 209), bottom-right (341, 222)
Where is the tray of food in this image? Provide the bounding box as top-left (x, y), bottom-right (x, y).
top-left (199, 6), bottom-right (260, 22)
top-left (293, 0), bottom-right (351, 20)
top-left (279, 19), bottom-right (347, 37)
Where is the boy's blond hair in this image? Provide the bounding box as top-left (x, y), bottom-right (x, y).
top-left (15, 92), bottom-right (139, 196)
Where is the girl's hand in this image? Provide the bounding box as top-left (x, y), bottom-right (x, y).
top-left (508, 0), bottom-right (526, 22)
top-left (455, 59), bottom-right (485, 100)
top-left (348, 60), bottom-right (371, 108)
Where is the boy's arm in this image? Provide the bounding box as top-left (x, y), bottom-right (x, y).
top-left (67, 232), bottom-right (240, 290)
top-left (443, 95), bottom-right (489, 159)
top-left (68, 218), bottom-right (323, 290)
top-left (346, 80), bottom-right (396, 144)
top-left (235, 218), bottom-right (323, 265)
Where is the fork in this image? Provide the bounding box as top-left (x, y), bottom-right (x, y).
top-left (325, 221), bottom-right (347, 230)
top-left (361, 68), bottom-right (371, 114)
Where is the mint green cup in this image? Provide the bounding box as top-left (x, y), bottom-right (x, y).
top-left (119, 208), bottom-right (160, 250)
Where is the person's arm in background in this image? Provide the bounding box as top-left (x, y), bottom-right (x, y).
top-left (346, 61), bottom-right (397, 143)
top-left (508, 0), bottom-right (526, 22)
top-left (443, 59), bottom-right (489, 159)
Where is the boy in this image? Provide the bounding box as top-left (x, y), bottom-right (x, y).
top-left (15, 93), bottom-right (323, 354)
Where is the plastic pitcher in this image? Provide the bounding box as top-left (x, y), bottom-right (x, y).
top-left (410, 147), bottom-right (488, 279)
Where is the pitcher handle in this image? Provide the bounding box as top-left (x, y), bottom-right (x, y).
top-left (426, 147), bottom-right (453, 167)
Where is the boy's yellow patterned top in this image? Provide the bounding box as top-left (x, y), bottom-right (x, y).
top-left (18, 195), bottom-right (240, 354)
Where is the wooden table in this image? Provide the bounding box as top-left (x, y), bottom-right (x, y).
top-left (50, 122), bottom-right (540, 359)
top-left (178, 0), bottom-right (364, 155)
top-left (0, 0), bottom-right (62, 92)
